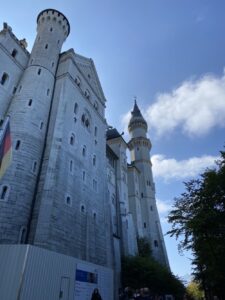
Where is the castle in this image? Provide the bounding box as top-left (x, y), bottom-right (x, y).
top-left (0, 8), bottom-right (169, 296)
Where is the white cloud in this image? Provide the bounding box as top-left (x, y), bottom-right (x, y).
top-left (152, 154), bottom-right (218, 181)
top-left (157, 198), bottom-right (172, 214)
top-left (146, 71), bottom-right (225, 136)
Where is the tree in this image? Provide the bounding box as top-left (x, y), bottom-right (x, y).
top-left (121, 255), bottom-right (185, 299)
top-left (186, 281), bottom-right (204, 300)
top-left (167, 149), bottom-right (225, 299)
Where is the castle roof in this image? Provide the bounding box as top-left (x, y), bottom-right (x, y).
top-left (128, 100), bottom-right (147, 131)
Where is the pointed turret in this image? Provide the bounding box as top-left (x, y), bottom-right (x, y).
top-left (128, 100), bottom-right (147, 133)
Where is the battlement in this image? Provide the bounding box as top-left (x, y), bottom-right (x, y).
top-left (37, 9), bottom-right (70, 37)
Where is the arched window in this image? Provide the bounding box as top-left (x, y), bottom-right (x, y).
top-left (82, 145), bottom-right (86, 157)
top-left (154, 240), bottom-right (159, 247)
top-left (74, 103), bottom-right (78, 114)
top-left (1, 73), bottom-right (9, 86)
top-left (12, 49), bottom-right (18, 58)
top-left (81, 205), bottom-right (85, 213)
top-left (40, 121), bottom-right (44, 130)
top-left (70, 160), bottom-right (73, 173)
top-left (65, 196), bottom-right (71, 206)
top-left (0, 185), bottom-right (9, 200)
top-left (75, 76), bottom-right (81, 87)
top-left (15, 140), bottom-right (21, 150)
top-left (84, 89), bottom-right (90, 99)
top-left (18, 226), bottom-right (27, 244)
top-left (94, 101), bottom-right (98, 111)
top-left (28, 99), bottom-right (32, 106)
top-left (70, 133), bottom-right (75, 145)
top-left (93, 155), bottom-right (96, 166)
top-left (32, 161), bottom-right (37, 173)
top-left (94, 126), bottom-right (97, 137)
top-left (37, 68), bottom-right (41, 75)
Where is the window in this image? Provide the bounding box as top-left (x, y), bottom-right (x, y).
top-left (69, 160), bottom-right (73, 173)
top-left (93, 179), bottom-right (97, 191)
top-left (37, 68), bottom-right (41, 75)
top-left (81, 205), bottom-right (85, 213)
top-left (150, 206), bottom-right (153, 211)
top-left (82, 145), bottom-right (86, 157)
top-left (141, 193), bottom-right (143, 198)
top-left (144, 222), bottom-right (146, 228)
top-left (1, 73), bottom-right (9, 86)
top-left (28, 99), bottom-right (32, 106)
top-left (18, 226), bottom-right (27, 244)
top-left (0, 185), bottom-right (9, 200)
top-left (70, 133), bottom-right (75, 145)
top-left (94, 101), bottom-right (98, 111)
top-left (12, 49), bottom-right (18, 58)
top-left (52, 62), bottom-right (54, 68)
top-left (74, 103), bottom-right (78, 114)
top-left (50, 27), bottom-right (53, 32)
top-left (93, 212), bottom-right (96, 219)
top-left (154, 240), bottom-right (159, 247)
top-left (94, 126), bottom-right (97, 137)
top-left (65, 196), bottom-right (72, 206)
top-left (75, 76), bottom-right (81, 87)
top-left (45, 44), bottom-right (48, 49)
top-left (15, 140), bottom-right (21, 150)
top-left (32, 161), bottom-right (37, 173)
top-left (12, 87), bottom-right (17, 94)
top-left (40, 122), bottom-right (44, 130)
top-left (47, 89), bottom-right (50, 96)
top-left (84, 89), bottom-right (90, 99)
top-left (93, 155), bottom-right (96, 166)
top-left (82, 171), bottom-right (86, 182)
top-left (18, 85), bottom-right (22, 92)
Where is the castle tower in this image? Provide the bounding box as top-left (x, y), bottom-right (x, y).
top-left (128, 101), bottom-right (169, 267)
top-left (0, 9), bottom-right (70, 244)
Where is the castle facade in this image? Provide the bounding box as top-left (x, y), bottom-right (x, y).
top-left (0, 8), bottom-right (169, 287)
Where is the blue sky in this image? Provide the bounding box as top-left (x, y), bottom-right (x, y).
top-left (1, 0), bottom-right (225, 281)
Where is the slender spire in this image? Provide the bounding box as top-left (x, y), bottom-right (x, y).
top-left (128, 99), bottom-right (147, 132)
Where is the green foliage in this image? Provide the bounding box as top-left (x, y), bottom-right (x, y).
top-left (167, 149), bottom-right (225, 299)
top-left (121, 255), bottom-right (185, 299)
top-left (186, 281), bottom-right (204, 300)
top-left (137, 237), bottom-right (152, 257)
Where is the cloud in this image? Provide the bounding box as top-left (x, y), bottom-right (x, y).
top-left (152, 154), bottom-right (218, 181)
top-left (157, 198), bottom-right (172, 214)
top-left (146, 71), bottom-right (225, 136)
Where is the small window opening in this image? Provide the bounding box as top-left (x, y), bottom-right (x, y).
top-left (47, 89), bottom-right (50, 96)
top-left (13, 87), bottom-right (17, 94)
top-left (45, 44), bottom-right (48, 49)
top-left (82, 146), bottom-right (86, 157)
top-left (150, 206), bottom-right (153, 211)
top-left (0, 186), bottom-right (8, 200)
top-left (57, 40), bottom-right (60, 45)
top-left (38, 68), bottom-right (41, 75)
top-left (144, 222), bottom-right (146, 228)
top-left (94, 126), bottom-right (97, 137)
top-left (93, 155), bottom-right (96, 166)
top-left (15, 140), bottom-right (21, 150)
top-left (50, 27), bottom-right (53, 32)
top-left (12, 49), bottom-right (18, 58)
top-left (70, 160), bottom-right (73, 172)
top-left (52, 62), bottom-right (54, 68)
top-left (81, 205), bottom-right (85, 213)
top-left (93, 212), bottom-right (96, 219)
top-left (154, 240), bottom-right (159, 247)
top-left (141, 192), bottom-right (143, 198)
top-left (28, 99), bottom-right (32, 106)
top-left (70, 134), bottom-right (75, 145)
top-left (82, 171), bottom-right (86, 181)
top-left (40, 122), bottom-right (44, 130)
top-left (19, 227), bottom-right (27, 244)
top-left (1, 73), bottom-right (9, 85)
top-left (66, 196), bottom-right (71, 206)
top-left (74, 103), bottom-right (78, 114)
top-left (32, 161), bottom-right (37, 173)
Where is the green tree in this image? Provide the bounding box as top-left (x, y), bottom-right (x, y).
top-left (186, 281), bottom-right (204, 300)
top-left (121, 255), bottom-right (185, 299)
top-left (167, 149), bottom-right (225, 299)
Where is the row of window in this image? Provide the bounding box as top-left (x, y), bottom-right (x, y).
top-left (65, 197), bottom-right (97, 218)
top-left (74, 76), bottom-right (99, 112)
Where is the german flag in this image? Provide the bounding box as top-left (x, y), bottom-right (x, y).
top-left (0, 117), bottom-right (12, 179)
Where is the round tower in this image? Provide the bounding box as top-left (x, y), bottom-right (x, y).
top-left (0, 9), bottom-right (70, 244)
top-left (128, 101), bottom-right (169, 267)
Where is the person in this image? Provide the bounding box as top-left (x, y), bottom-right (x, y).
top-left (91, 288), bottom-right (102, 300)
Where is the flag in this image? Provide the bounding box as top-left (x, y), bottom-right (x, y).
top-left (0, 117), bottom-right (12, 179)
